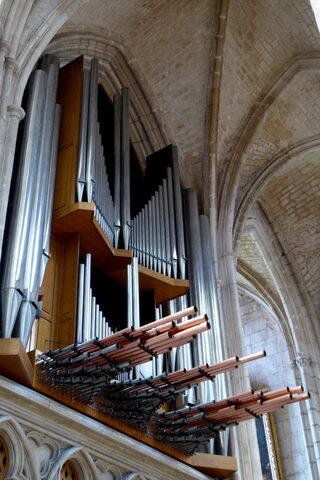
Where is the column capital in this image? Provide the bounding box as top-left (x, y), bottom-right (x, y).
top-left (7, 105), bottom-right (25, 121)
top-left (5, 56), bottom-right (19, 74)
top-left (0, 40), bottom-right (10, 56)
top-left (290, 354), bottom-right (313, 368)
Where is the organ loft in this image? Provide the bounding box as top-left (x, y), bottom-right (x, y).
top-left (0, 2), bottom-right (319, 480)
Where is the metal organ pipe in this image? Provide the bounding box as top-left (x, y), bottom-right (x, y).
top-left (0, 69), bottom-right (47, 340)
top-left (41, 104), bottom-right (61, 282)
top-left (17, 61), bottom-right (60, 345)
top-left (183, 188), bottom-right (212, 401)
top-left (86, 58), bottom-right (98, 203)
top-left (166, 167), bottom-right (178, 279)
top-left (113, 93), bottom-right (122, 248)
top-left (76, 254), bottom-right (113, 343)
top-left (172, 148), bottom-right (186, 280)
top-left (121, 87), bottom-right (131, 250)
top-left (77, 69), bottom-right (90, 202)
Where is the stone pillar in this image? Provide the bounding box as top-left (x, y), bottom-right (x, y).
top-left (0, 104), bottom-right (25, 259)
top-left (290, 356), bottom-right (320, 478)
top-left (218, 249), bottom-right (263, 480)
top-left (0, 40), bottom-right (11, 94)
top-left (0, 47), bottom-right (22, 258)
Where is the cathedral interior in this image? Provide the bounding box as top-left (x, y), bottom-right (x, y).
top-left (0, 1), bottom-right (319, 479)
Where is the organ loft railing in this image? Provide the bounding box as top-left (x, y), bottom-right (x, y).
top-left (0, 54), bottom-right (309, 477)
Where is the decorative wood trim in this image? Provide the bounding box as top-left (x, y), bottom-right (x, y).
top-left (185, 452), bottom-right (237, 479)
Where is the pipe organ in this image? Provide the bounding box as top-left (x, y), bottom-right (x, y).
top-left (0, 54), bottom-right (309, 458)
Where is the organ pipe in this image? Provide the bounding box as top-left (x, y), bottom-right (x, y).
top-left (0, 70), bottom-right (46, 339)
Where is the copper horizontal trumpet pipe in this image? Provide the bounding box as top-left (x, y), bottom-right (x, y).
top-left (169, 321), bottom-right (211, 341)
top-left (162, 368), bottom-right (188, 382)
top-left (152, 337), bottom-right (195, 354)
top-left (99, 326), bottom-right (134, 346)
top-left (201, 391), bottom-right (258, 414)
top-left (247, 393), bottom-right (295, 415)
top-left (130, 306), bottom-right (197, 338)
top-left (205, 356), bottom-right (239, 374)
top-left (163, 389), bottom-right (256, 422)
top-left (142, 321), bottom-right (175, 339)
top-left (130, 355), bottom-right (154, 366)
top-left (260, 385), bottom-right (304, 401)
top-left (238, 350), bottom-right (266, 364)
top-left (142, 331), bottom-right (171, 348)
top-left (106, 339), bottom-right (141, 359)
top-left (170, 314), bottom-right (208, 333)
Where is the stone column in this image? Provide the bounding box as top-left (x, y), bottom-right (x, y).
top-left (290, 355), bottom-right (320, 478)
top-left (218, 248), bottom-right (263, 480)
top-left (0, 48), bottom-right (22, 258)
top-left (0, 40), bottom-right (11, 94)
top-left (0, 104), bottom-right (25, 259)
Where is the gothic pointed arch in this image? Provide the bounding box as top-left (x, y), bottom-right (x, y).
top-left (43, 28), bottom-right (169, 166)
top-left (0, 415), bottom-right (39, 479)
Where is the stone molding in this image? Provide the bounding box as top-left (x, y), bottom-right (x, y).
top-left (0, 40), bottom-right (10, 56)
top-left (5, 56), bottom-right (19, 74)
top-left (290, 354), bottom-right (314, 368)
top-left (7, 104), bottom-right (25, 121)
top-left (0, 375), bottom-right (211, 480)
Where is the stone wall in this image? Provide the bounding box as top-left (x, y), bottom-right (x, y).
top-left (239, 294), bottom-right (312, 479)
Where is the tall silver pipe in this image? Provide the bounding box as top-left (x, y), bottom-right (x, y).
top-left (184, 188), bottom-right (211, 402)
top-left (127, 262), bottom-right (133, 329)
top-left (162, 179), bottom-right (172, 278)
top-left (41, 104), bottom-right (61, 282)
top-left (172, 148), bottom-right (186, 279)
top-left (200, 215), bottom-right (225, 403)
top-left (18, 62), bottom-right (60, 345)
top-left (158, 184), bottom-right (166, 275)
top-left (86, 58), bottom-right (99, 202)
top-left (1, 69), bottom-right (47, 339)
top-left (132, 257), bottom-right (140, 331)
top-left (141, 208), bottom-right (146, 267)
top-left (98, 310), bottom-right (103, 339)
top-left (147, 199), bottom-right (153, 271)
top-left (83, 254), bottom-right (92, 342)
top-left (113, 94), bottom-right (122, 248)
top-left (135, 213), bottom-right (139, 260)
top-left (144, 202), bottom-right (150, 269)
top-left (151, 195), bottom-right (157, 273)
top-left (91, 296), bottom-right (96, 338)
top-left (121, 87), bottom-right (131, 249)
top-left (183, 189), bottom-right (206, 317)
top-left (166, 167), bottom-right (178, 279)
top-left (155, 190), bottom-right (161, 273)
top-left (77, 263), bottom-right (85, 343)
top-left (77, 69), bottom-right (90, 202)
